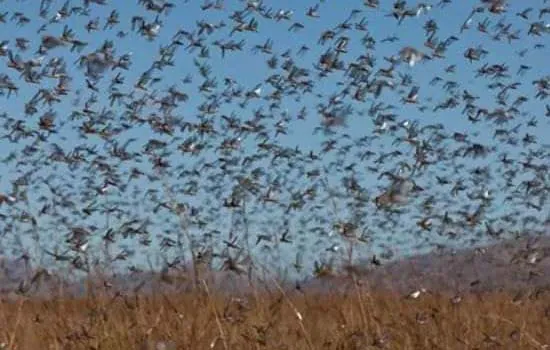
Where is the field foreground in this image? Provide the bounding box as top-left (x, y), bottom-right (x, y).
top-left (2, 235), bottom-right (550, 349)
top-left (1, 284), bottom-right (549, 350)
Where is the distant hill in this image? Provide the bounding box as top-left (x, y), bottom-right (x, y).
top-left (302, 235), bottom-right (550, 295)
top-left (2, 235), bottom-right (549, 299)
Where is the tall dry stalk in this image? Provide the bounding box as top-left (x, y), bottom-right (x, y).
top-left (157, 169), bottom-right (200, 289)
top-left (7, 297), bottom-right (26, 349)
top-left (201, 280), bottom-right (229, 350)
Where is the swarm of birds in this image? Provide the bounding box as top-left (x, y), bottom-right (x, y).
top-left (0, 0), bottom-right (549, 292)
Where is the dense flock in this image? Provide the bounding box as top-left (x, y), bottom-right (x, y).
top-left (0, 0), bottom-right (548, 292)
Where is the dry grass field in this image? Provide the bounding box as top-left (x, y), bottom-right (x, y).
top-left (0, 279), bottom-right (549, 350)
top-left (1, 236), bottom-right (549, 349)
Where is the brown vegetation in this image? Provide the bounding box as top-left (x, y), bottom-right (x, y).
top-left (1, 279), bottom-right (549, 350)
top-left (1, 236), bottom-right (550, 349)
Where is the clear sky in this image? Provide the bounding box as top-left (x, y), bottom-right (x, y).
top-left (0, 0), bottom-right (548, 278)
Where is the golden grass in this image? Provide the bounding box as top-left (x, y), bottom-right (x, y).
top-left (0, 279), bottom-right (549, 350)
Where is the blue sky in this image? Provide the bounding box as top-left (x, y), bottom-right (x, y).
top-left (0, 0), bottom-right (548, 278)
